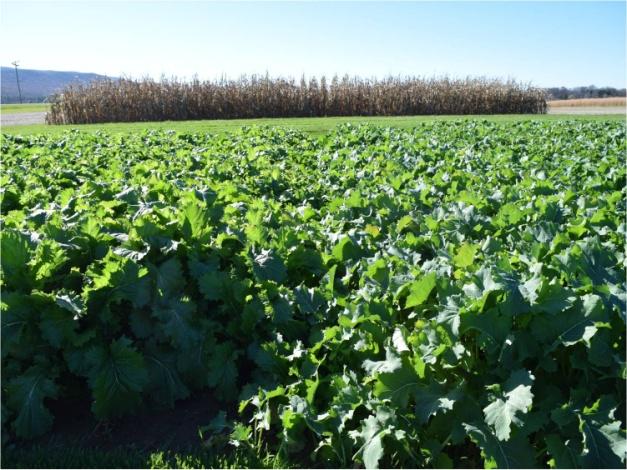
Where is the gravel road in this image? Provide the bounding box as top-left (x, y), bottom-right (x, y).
top-left (1, 112), bottom-right (47, 126)
top-left (547, 106), bottom-right (625, 115)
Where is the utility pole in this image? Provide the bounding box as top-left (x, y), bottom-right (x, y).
top-left (11, 61), bottom-right (23, 104)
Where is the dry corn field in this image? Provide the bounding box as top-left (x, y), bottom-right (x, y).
top-left (548, 97), bottom-right (626, 107)
top-left (46, 76), bottom-right (547, 124)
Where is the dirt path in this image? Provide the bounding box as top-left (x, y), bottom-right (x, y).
top-left (547, 106), bottom-right (625, 115)
top-left (1, 112), bottom-right (47, 126)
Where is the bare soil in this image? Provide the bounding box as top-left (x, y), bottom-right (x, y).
top-left (32, 389), bottom-right (226, 452)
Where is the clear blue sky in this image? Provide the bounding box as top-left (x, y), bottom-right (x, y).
top-left (1, 1), bottom-right (625, 87)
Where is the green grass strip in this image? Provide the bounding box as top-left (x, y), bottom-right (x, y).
top-left (1, 103), bottom-right (50, 114)
top-left (2, 444), bottom-right (292, 469)
top-left (2, 113), bottom-right (624, 136)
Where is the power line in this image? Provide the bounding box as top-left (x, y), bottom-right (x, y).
top-left (11, 61), bottom-right (23, 104)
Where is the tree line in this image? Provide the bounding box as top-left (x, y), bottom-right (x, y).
top-left (545, 85), bottom-right (626, 100)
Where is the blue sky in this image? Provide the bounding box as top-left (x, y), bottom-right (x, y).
top-left (1, 1), bottom-right (625, 87)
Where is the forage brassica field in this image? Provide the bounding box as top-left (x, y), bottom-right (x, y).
top-left (1, 120), bottom-right (626, 468)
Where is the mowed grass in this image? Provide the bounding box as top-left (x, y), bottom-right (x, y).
top-left (1, 113), bottom-right (624, 136)
top-left (1, 103), bottom-right (50, 114)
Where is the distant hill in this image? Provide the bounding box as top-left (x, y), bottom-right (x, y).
top-left (3, 66), bottom-right (625, 104)
top-left (1, 66), bottom-right (113, 103)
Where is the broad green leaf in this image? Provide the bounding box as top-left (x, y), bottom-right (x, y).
top-left (287, 246), bottom-right (324, 278)
top-left (530, 293), bottom-right (608, 349)
top-left (453, 243), bottom-right (478, 268)
top-left (405, 272), bottom-right (437, 308)
top-left (518, 274), bottom-right (542, 305)
top-left (544, 434), bottom-right (580, 468)
top-left (230, 423), bottom-right (252, 446)
top-left (31, 239), bottom-right (69, 282)
top-left (351, 414), bottom-right (390, 469)
top-left (495, 203), bottom-right (524, 227)
top-left (363, 347), bottom-right (402, 375)
top-left (198, 270), bottom-right (228, 301)
top-left (129, 309), bottom-right (154, 339)
top-left (461, 307), bottom-right (511, 353)
top-left (252, 249), bottom-right (287, 283)
top-left (6, 366), bottom-right (58, 438)
top-left (85, 337), bottom-right (148, 419)
top-left (207, 342), bottom-right (239, 400)
top-left (414, 382), bottom-right (461, 424)
top-left (145, 348), bottom-right (190, 407)
top-left (533, 281), bottom-right (576, 315)
top-left (1, 230), bottom-right (33, 290)
top-left (462, 267), bottom-right (504, 299)
top-left (363, 432), bottom-right (384, 469)
top-left (86, 254), bottom-right (151, 308)
top-left (365, 258), bottom-right (390, 289)
top-left (152, 297), bottom-right (199, 348)
top-left (40, 303), bottom-right (77, 348)
top-left (464, 423), bottom-right (536, 469)
top-left (55, 292), bottom-right (84, 318)
top-left (332, 236), bottom-right (362, 262)
top-left (579, 396), bottom-right (626, 467)
top-left (1, 292), bottom-right (41, 358)
top-left (294, 285), bottom-right (324, 315)
top-left (391, 327), bottom-right (410, 353)
top-left (180, 202), bottom-right (211, 241)
top-left (150, 258), bottom-right (185, 296)
top-left (373, 359), bottom-right (419, 407)
top-left (483, 369), bottom-right (535, 441)
top-left (580, 419), bottom-right (626, 468)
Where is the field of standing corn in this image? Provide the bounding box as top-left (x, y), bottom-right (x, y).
top-left (46, 76), bottom-right (547, 124)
